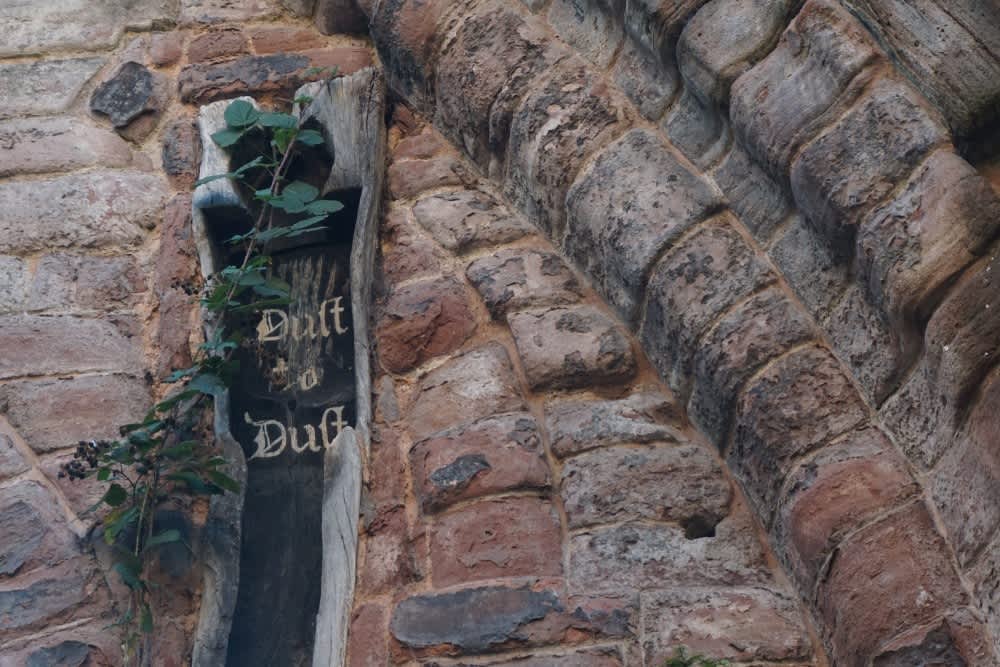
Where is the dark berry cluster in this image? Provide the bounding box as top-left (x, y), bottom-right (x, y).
top-left (58, 439), bottom-right (114, 480)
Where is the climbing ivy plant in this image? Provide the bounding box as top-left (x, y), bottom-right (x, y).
top-left (62, 96), bottom-right (341, 665)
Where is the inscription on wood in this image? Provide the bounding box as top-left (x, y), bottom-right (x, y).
top-left (224, 218), bottom-right (356, 666)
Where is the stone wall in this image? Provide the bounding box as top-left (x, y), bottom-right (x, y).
top-left (2, 0), bottom-right (999, 664)
top-left (361, 0), bottom-right (1000, 664)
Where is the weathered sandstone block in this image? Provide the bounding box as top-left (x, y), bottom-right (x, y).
top-left (467, 248), bottom-right (583, 318)
top-left (0, 58), bottom-right (105, 119)
top-left (412, 190), bottom-right (535, 254)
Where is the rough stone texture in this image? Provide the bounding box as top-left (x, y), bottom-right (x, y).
top-left (660, 88), bottom-right (728, 167)
top-left (623, 0), bottom-right (711, 67)
top-left (0, 374), bottom-right (150, 454)
top-left (642, 587), bottom-right (813, 664)
top-left (565, 129), bottom-right (721, 322)
top-left (568, 510), bottom-right (771, 593)
top-left (347, 601), bottom-right (389, 667)
top-left (0, 481), bottom-right (79, 577)
top-left (380, 208), bottom-right (448, 285)
top-left (790, 76), bottom-right (947, 244)
top-left (467, 248), bottom-right (583, 318)
top-left (971, 530), bottom-right (1000, 658)
top-left (375, 275), bottom-right (476, 374)
top-left (0, 562), bottom-right (108, 640)
top-left (30, 254), bottom-right (145, 313)
top-left (0, 0), bottom-right (173, 57)
top-left (0, 257), bottom-right (29, 315)
top-left (0, 58), bottom-right (106, 119)
top-left (179, 0), bottom-right (278, 24)
top-left (406, 343), bottom-right (526, 440)
top-left (429, 497), bottom-right (562, 587)
top-left (0, 434), bottom-right (29, 482)
top-left (435, 5), bottom-right (568, 173)
top-left (730, 345), bottom-right (867, 519)
top-left (387, 154), bottom-right (468, 199)
top-left (89, 62), bottom-right (158, 128)
top-left (178, 50), bottom-right (372, 103)
top-left (873, 608), bottom-right (998, 667)
top-left (881, 251), bottom-right (1000, 468)
top-left (730, 0), bottom-right (881, 175)
top-left (841, 0), bottom-right (1000, 141)
top-left (769, 214), bottom-right (849, 321)
top-left (818, 506), bottom-right (969, 666)
top-left (858, 149), bottom-right (1000, 328)
top-left (358, 507), bottom-right (421, 597)
top-left (444, 646), bottom-right (624, 667)
top-left (249, 27), bottom-right (326, 54)
top-left (0, 171), bottom-right (166, 254)
top-left (776, 427), bottom-right (918, 586)
top-left (410, 413), bottom-right (550, 512)
top-left (678, 0), bottom-right (795, 106)
top-left (545, 390), bottom-right (680, 458)
top-left (547, 0), bottom-right (624, 69)
top-left (930, 372), bottom-right (1000, 567)
top-left (560, 443), bottom-right (731, 529)
top-left (187, 27), bottom-right (248, 63)
top-left (689, 287), bottom-right (815, 445)
top-left (640, 217), bottom-right (775, 398)
top-left (389, 584), bottom-right (634, 658)
top-left (611, 39), bottom-right (678, 120)
top-left (822, 283), bottom-right (907, 405)
top-left (0, 316), bottom-right (143, 380)
top-left (162, 118), bottom-right (202, 190)
top-left (505, 58), bottom-right (632, 239)
top-left (0, 117), bottom-right (136, 177)
top-left (508, 305), bottom-right (636, 390)
top-left (711, 141), bottom-right (792, 244)
top-left (150, 32), bottom-right (184, 67)
top-left (412, 190), bottom-right (535, 254)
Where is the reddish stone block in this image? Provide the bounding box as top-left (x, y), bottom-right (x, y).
top-left (406, 343), bottom-right (526, 440)
top-left (155, 194), bottom-right (199, 297)
top-left (568, 509), bottom-right (771, 594)
top-left (858, 149), bottom-right (1000, 329)
top-left (466, 248), bottom-right (583, 319)
top-left (412, 189), bottom-right (535, 254)
top-left (162, 119), bottom-right (202, 191)
top-left (642, 587), bottom-right (813, 664)
top-left (505, 57), bottom-right (633, 238)
top-left (872, 608), bottom-right (998, 667)
top-left (791, 75), bottom-right (946, 240)
top-left (386, 155), bottom-right (468, 200)
top-left (410, 412), bottom-right (550, 513)
top-left (156, 288), bottom-right (197, 379)
top-left (565, 128), bottom-right (721, 322)
top-left (0, 374), bottom-right (150, 454)
top-left (365, 425), bottom-right (407, 519)
top-left (639, 216), bottom-right (775, 398)
top-left (375, 275), bottom-right (476, 374)
top-left (730, 0), bottom-right (881, 175)
top-left (776, 427), bottom-right (918, 586)
top-left (150, 31), bottom-right (184, 67)
top-left (560, 442), bottom-right (731, 529)
top-left (454, 646), bottom-right (623, 666)
top-left (818, 505), bottom-right (969, 666)
top-left (391, 127), bottom-right (448, 161)
top-left (358, 506), bottom-right (421, 596)
top-left (429, 496), bottom-right (562, 587)
top-left (689, 287), bottom-right (815, 446)
top-left (729, 345), bottom-right (867, 518)
top-left (347, 601), bottom-right (389, 667)
top-left (249, 27), bottom-right (326, 54)
top-left (545, 390), bottom-right (680, 459)
top-left (380, 206), bottom-right (450, 285)
top-left (389, 582), bottom-right (635, 658)
top-left (435, 5), bottom-right (568, 171)
top-left (187, 27), bottom-right (248, 63)
top-left (508, 305), bottom-right (636, 391)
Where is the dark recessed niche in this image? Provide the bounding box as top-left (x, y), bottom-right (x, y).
top-left (209, 184), bottom-right (360, 667)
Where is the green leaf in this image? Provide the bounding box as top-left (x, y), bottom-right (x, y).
top-left (104, 506), bottom-right (139, 543)
top-left (258, 112), bottom-right (298, 129)
top-left (194, 171), bottom-right (233, 186)
top-left (162, 441), bottom-right (196, 461)
top-left (296, 129), bottom-right (324, 146)
top-left (283, 180), bottom-right (319, 203)
top-left (306, 199), bottom-right (343, 215)
top-left (103, 483), bottom-right (128, 508)
top-left (210, 128), bottom-right (243, 147)
top-left (272, 127), bottom-right (295, 153)
top-left (114, 561), bottom-right (143, 590)
top-left (188, 373), bottom-right (226, 397)
top-left (140, 604), bottom-right (154, 633)
top-left (97, 468), bottom-right (111, 482)
top-left (209, 470), bottom-right (241, 493)
top-left (145, 529), bottom-right (182, 550)
top-left (293, 94), bottom-right (314, 106)
top-left (233, 156), bottom-right (265, 176)
top-left (224, 99), bottom-right (259, 129)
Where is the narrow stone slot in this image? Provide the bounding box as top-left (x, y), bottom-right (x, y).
top-left (204, 188), bottom-right (360, 666)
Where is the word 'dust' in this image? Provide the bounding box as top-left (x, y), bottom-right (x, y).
top-left (245, 405), bottom-right (348, 459)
